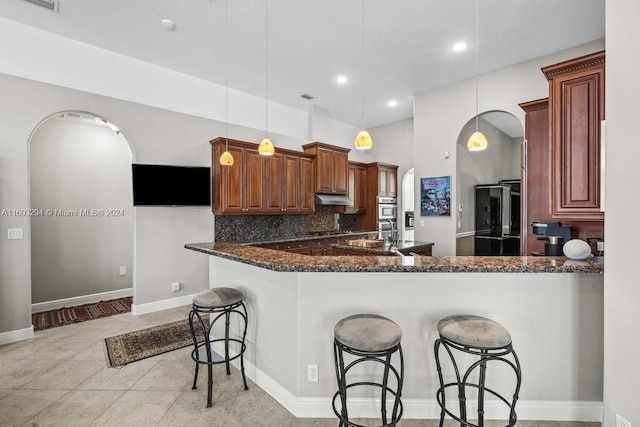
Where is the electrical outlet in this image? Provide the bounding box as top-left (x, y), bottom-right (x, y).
top-left (119, 266), bottom-right (127, 276)
top-left (420, 220), bottom-right (425, 227)
top-left (171, 282), bottom-right (180, 292)
top-left (616, 415), bottom-right (631, 427)
top-left (597, 241), bottom-right (605, 252)
top-left (307, 364), bottom-right (318, 382)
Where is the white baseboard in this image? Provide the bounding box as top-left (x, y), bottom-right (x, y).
top-left (31, 288), bottom-right (133, 313)
top-left (293, 397), bottom-right (602, 421)
top-left (206, 340), bottom-right (602, 422)
top-left (131, 293), bottom-right (196, 316)
top-left (0, 325), bottom-right (34, 345)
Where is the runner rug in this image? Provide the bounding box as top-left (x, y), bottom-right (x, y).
top-left (104, 316), bottom-right (207, 367)
top-left (32, 297), bottom-right (133, 331)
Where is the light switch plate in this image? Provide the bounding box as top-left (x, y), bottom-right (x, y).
top-left (7, 228), bottom-right (23, 239)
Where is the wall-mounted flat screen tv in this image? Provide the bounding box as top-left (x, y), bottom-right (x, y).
top-left (132, 164), bottom-right (211, 206)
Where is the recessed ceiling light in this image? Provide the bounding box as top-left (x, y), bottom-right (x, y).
top-left (452, 41), bottom-right (467, 52)
top-left (161, 19), bottom-right (176, 31)
top-left (387, 100), bottom-right (398, 108)
top-left (336, 75), bottom-right (348, 85)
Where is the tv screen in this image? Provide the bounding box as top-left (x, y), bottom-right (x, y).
top-left (132, 164), bottom-right (211, 206)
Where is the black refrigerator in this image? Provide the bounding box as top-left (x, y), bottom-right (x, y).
top-left (474, 184), bottom-right (520, 256)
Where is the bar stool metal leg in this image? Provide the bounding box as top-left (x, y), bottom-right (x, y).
top-left (434, 315), bottom-right (522, 427)
top-left (332, 314), bottom-right (404, 427)
top-left (188, 288), bottom-right (249, 408)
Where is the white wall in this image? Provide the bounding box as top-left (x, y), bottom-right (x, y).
top-left (30, 118), bottom-right (133, 303)
top-left (603, 0), bottom-right (640, 424)
top-left (413, 39), bottom-right (605, 255)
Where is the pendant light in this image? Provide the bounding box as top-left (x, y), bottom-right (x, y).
top-left (219, 0), bottom-right (234, 165)
top-left (354, 0), bottom-right (372, 150)
top-left (467, 0), bottom-right (488, 152)
top-left (258, 0), bottom-right (275, 156)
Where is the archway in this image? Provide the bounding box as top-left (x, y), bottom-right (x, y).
top-left (455, 110), bottom-right (524, 255)
top-left (401, 167), bottom-right (415, 240)
top-left (29, 111), bottom-right (134, 312)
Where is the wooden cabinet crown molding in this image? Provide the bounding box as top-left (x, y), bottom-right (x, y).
top-left (518, 98), bottom-right (549, 113)
top-left (210, 137), bottom-right (314, 159)
top-left (542, 50), bottom-right (605, 81)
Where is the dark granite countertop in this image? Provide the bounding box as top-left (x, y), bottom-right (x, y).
top-left (184, 241), bottom-right (604, 274)
top-left (332, 240), bottom-right (434, 255)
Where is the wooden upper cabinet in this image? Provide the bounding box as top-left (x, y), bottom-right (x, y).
top-left (543, 51), bottom-right (605, 221)
top-left (377, 164), bottom-right (398, 198)
top-left (337, 161), bottom-right (367, 214)
top-left (302, 142), bottom-right (350, 194)
top-left (211, 142), bottom-right (264, 214)
top-left (210, 137), bottom-right (314, 215)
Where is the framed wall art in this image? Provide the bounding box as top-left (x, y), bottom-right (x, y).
top-left (420, 175), bottom-right (451, 216)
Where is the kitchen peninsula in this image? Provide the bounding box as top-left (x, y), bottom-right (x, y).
top-left (185, 241), bottom-right (604, 421)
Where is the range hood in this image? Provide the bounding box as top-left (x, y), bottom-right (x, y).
top-left (315, 194), bottom-right (352, 206)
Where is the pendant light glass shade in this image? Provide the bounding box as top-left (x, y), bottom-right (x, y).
top-left (220, 149), bottom-right (234, 165)
top-left (258, 138), bottom-right (275, 156)
top-left (354, 130), bottom-right (373, 150)
top-left (467, 131), bottom-right (488, 151)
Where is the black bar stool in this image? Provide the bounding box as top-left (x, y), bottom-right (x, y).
top-left (434, 314), bottom-right (522, 427)
top-left (188, 287), bottom-right (249, 407)
top-left (332, 314), bottom-right (404, 427)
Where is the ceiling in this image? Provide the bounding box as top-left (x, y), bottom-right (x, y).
top-left (1, 0), bottom-right (605, 130)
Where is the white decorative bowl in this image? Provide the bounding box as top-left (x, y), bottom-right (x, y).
top-left (562, 239), bottom-right (592, 260)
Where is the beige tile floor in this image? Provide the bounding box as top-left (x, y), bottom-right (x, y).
top-left (0, 305), bottom-right (600, 427)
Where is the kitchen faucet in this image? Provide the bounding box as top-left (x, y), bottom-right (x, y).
top-left (388, 219), bottom-right (397, 243)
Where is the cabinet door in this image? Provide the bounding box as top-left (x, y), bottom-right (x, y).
top-left (378, 167), bottom-right (389, 196)
top-left (337, 164), bottom-right (357, 214)
top-left (551, 66), bottom-right (604, 220)
top-left (263, 154), bottom-right (283, 213)
top-left (355, 165), bottom-right (367, 212)
top-left (282, 154), bottom-right (300, 213)
top-left (387, 167), bottom-right (397, 198)
top-left (244, 148), bottom-right (265, 212)
top-left (299, 157), bottom-right (315, 213)
top-left (316, 147), bottom-right (334, 193)
top-left (219, 145), bottom-right (246, 214)
top-left (333, 150), bottom-right (349, 194)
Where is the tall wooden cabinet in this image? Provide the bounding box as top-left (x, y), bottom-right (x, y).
top-left (519, 98), bottom-right (550, 255)
top-left (301, 142), bottom-right (350, 194)
top-left (337, 161), bottom-right (367, 214)
top-left (542, 50), bottom-right (605, 221)
top-left (356, 162), bottom-right (399, 231)
top-left (210, 138), bottom-right (315, 215)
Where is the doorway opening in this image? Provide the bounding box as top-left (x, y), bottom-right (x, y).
top-left (455, 111), bottom-right (524, 256)
top-left (29, 111), bottom-right (134, 313)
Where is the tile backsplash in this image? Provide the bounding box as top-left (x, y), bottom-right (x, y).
top-left (214, 206), bottom-right (357, 242)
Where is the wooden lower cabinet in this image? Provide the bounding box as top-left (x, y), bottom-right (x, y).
top-left (279, 241), bottom-right (311, 254)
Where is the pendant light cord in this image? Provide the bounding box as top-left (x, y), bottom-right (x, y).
top-left (361, 0), bottom-right (365, 131)
top-left (265, 0), bottom-right (269, 139)
top-left (474, 0), bottom-right (479, 132)
top-left (225, 0), bottom-right (229, 151)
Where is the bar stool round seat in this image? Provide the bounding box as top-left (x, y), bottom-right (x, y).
top-left (189, 288), bottom-right (249, 408)
top-left (333, 314), bottom-right (404, 427)
top-left (434, 314), bottom-right (521, 427)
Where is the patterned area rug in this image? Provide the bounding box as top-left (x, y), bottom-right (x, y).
top-left (32, 297), bottom-right (133, 331)
top-left (104, 317), bottom-right (207, 367)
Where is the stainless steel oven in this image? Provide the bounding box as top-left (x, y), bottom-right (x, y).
top-left (377, 197), bottom-right (397, 221)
